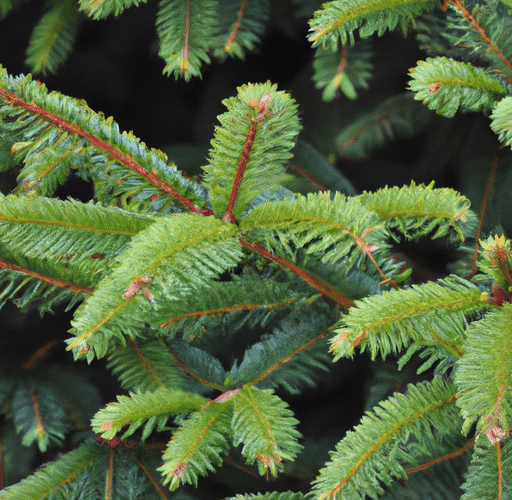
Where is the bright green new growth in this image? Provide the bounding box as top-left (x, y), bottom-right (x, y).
top-left (408, 56), bottom-right (506, 117)
top-left (4, 0), bottom-right (512, 499)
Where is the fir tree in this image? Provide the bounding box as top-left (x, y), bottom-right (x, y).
top-left (1, 1), bottom-right (512, 499)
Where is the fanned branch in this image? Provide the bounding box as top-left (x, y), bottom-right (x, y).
top-left (446, 0), bottom-right (512, 77)
top-left (158, 272), bottom-right (303, 337)
top-left (159, 399), bottom-right (233, 490)
top-left (106, 338), bottom-right (185, 392)
top-left (91, 386), bottom-right (207, 441)
top-left (78, 0), bottom-right (147, 19)
top-left (455, 304), bottom-right (512, 437)
top-left (408, 56), bottom-right (506, 118)
top-left (240, 191), bottom-right (387, 267)
top-left (330, 276), bottom-right (490, 363)
top-left (232, 385), bottom-right (302, 477)
top-left (202, 82), bottom-right (301, 222)
top-left (460, 436), bottom-right (512, 500)
top-left (156, 0), bottom-right (218, 80)
top-left (308, 0), bottom-right (438, 49)
top-left (335, 94), bottom-right (433, 160)
top-left (0, 195), bottom-right (154, 313)
top-left (25, 0), bottom-right (81, 75)
top-left (358, 181), bottom-right (476, 242)
top-left (313, 40), bottom-right (373, 101)
top-left (0, 439), bottom-right (103, 500)
top-left (224, 493), bottom-right (306, 500)
top-left (67, 214), bottom-right (242, 360)
top-left (12, 383), bottom-right (70, 452)
top-left (0, 66), bottom-right (208, 211)
top-left (226, 300), bottom-right (332, 393)
top-left (213, 0), bottom-right (270, 60)
top-left (167, 340), bottom-right (227, 391)
top-left (312, 378), bottom-right (459, 500)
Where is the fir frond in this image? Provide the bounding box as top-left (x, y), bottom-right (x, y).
top-left (382, 433), bottom-right (472, 499)
top-left (335, 93), bottom-right (433, 160)
top-left (158, 274), bottom-right (302, 338)
top-left (158, 400), bottom-right (233, 490)
top-left (91, 386), bottom-right (207, 441)
top-left (12, 383), bottom-right (70, 452)
top-left (460, 436), bottom-right (512, 500)
top-left (358, 181), bottom-right (476, 242)
top-left (455, 304), bottom-right (512, 436)
top-left (477, 234), bottom-right (512, 289)
top-left (213, 0), bottom-right (270, 61)
top-left (0, 66), bottom-right (208, 211)
top-left (0, 195), bottom-right (154, 312)
top-left (167, 340), bottom-right (228, 391)
top-left (308, 0), bottom-right (438, 49)
top-left (490, 96), bottom-right (512, 150)
top-left (156, 0), bottom-right (217, 81)
top-left (240, 191), bottom-right (387, 268)
top-left (444, 0), bottom-right (512, 77)
top-left (226, 301), bottom-right (333, 393)
top-left (202, 82), bottom-right (301, 222)
top-left (106, 338), bottom-right (185, 392)
top-left (330, 276), bottom-right (490, 362)
top-left (67, 214), bottom-right (242, 360)
top-left (408, 56), bottom-right (506, 118)
top-left (0, 439), bottom-right (103, 500)
top-left (25, 0), bottom-right (82, 75)
top-left (225, 493), bottom-right (306, 500)
top-left (232, 385), bottom-right (302, 477)
top-left (311, 377), bottom-right (458, 500)
top-left (79, 0), bottom-right (147, 19)
top-left (312, 40), bottom-right (373, 101)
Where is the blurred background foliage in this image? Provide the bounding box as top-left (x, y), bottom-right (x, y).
top-left (0, 0), bottom-right (504, 495)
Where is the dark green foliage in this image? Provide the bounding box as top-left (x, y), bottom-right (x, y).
top-left (3, 0), bottom-right (512, 499)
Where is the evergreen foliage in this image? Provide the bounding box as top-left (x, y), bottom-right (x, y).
top-left (3, 0), bottom-right (512, 499)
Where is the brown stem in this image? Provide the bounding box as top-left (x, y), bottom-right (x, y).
top-left (0, 258), bottom-right (93, 295)
top-left (0, 87), bottom-right (201, 213)
top-left (405, 437), bottom-right (474, 474)
top-left (251, 330), bottom-right (329, 385)
top-left (450, 0), bottom-right (512, 75)
top-left (239, 239), bottom-right (355, 308)
top-left (223, 121), bottom-right (258, 223)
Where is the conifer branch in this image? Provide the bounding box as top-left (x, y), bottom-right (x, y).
top-left (129, 451), bottom-right (170, 500)
top-left (91, 387), bottom-right (207, 441)
top-left (250, 330), bottom-right (329, 386)
top-left (312, 378), bottom-right (459, 500)
top-left (408, 56), bottom-right (507, 117)
top-left (405, 436), bottom-right (475, 474)
top-left (308, 0), bottom-right (437, 48)
top-left (159, 401), bottom-right (233, 490)
top-left (167, 344), bottom-right (226, 392)
top-left (0, 258), bottom-right (93, 295)
top-left (25, 0), bottom-right (81, 75)
top-left (239, 239), bottom-right (355, 308)
top-left (0, 440), bottom-right (103, 499)
top-left (449, 0), bottom-right (512, 75)
top-left (159, 295), bottom-right (299, 327)
top-left (0, 86), bottom-right (199, 211)
top-left (203, 82), bottom-right (301, 220)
